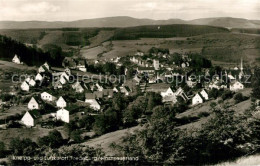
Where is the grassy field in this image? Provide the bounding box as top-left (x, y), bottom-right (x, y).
top-left (81, 126), bottom-right (142, 156)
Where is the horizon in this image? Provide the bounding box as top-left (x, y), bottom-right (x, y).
top-left (1, 16), bottom-right (260, 22)
top-left (0, 0), bottom-right (259, 21)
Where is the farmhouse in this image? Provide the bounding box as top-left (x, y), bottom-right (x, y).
top-left (12, 54), bottom-right (23, 64)
top-left (56, 108), bottom-right (69, 123)
top-left (28, 97), bottom-right (39, 110)
top-left (28, 79), bottom-right (36, 87)
top-left (41, 92), bottom-right (55, 102)
top-left (21, 110), bottom-right (40, 127)
top-left (200, 89), bottom-right (209, 100)
top-left (21, 81), bottom-right (30, 91)
top-left (56, 96), bottom-right (67, 108)
top-left (230, 81), bottom-right (244, 91)
top-left (85, 93), bottom-right (101, 110)
top-left (35, 73), bottom-right (44, 81)
top-left (192, 93), bottom-right (204, 105)
top-left (38, 65), bottom-right (48, 73)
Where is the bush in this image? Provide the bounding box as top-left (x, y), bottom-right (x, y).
top-left (221, 91), bottom-right (234, 100)
top-left (38, 130), bottom-right (64, 148)
top-left (198, 111), bottom-right (210, 118)
top-left (234, 93), bottom-right (248, 103)
top-left (0, 141), bottom-right (5, 158)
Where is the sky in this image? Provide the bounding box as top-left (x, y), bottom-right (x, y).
top-left (0, 0), bottom-right (259, 21)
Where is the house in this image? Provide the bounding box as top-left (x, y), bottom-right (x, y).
top-left (28, 79), bottom-right (36, 87)
top-left (56, 108), bottom-right (69, 123)
top-left (161, 87), bottom-right (175, 97)
top-left (41, 92), bottom-right (55, 102)
top-left (200, 89), bottom-right (209, 100)
top-left (12, 54), bottom-right (23, 64)
top-left (21, 110), bottom-right (40, 127)
top-left (21, 81), bottom-right (30, 91)
top-left (28, 97), bottom-right (39, 110)
top-left (72, 82), bottom-right (84, 93)
top-left (153, 59), bottom-right (160, 70)
top-left (43, 62), bottom-right (50, 71)
top-left (192, 93), bottom-right (204, 105)
top-left (35, 73), bottom-right (44, 81)
top-left (85, 93), bottom-right (101, 110)
top-left (38, 65), bottom-right (49, 73)
top-left (56, 96), bottom-right (67, 108)
top-left (161, 87), bottom-right (188, 103)
top-left (120, 86), bottom-right (131, 96)
top-left (230, 81), bottom-right (244, 91)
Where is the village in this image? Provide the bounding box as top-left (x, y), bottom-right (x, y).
top-left (0, 48), bottom-right (249, 130)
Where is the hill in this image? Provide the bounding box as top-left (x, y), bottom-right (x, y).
top-left (112, 24), bottom-right (229, 40)
top-left (0, 16), bottom-right (260, 29)
top-left (190, 17), bottom-right (260, 28)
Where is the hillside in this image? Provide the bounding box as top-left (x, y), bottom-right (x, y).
top-left (112, 24), bottom-right (229, 40)
top-left (190, 17), bottom-right (260, 28)
top-left (0, 16), bottom-right (260, 29)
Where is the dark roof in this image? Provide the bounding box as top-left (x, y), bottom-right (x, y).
top-left (28, 110), bottom-right (41, 119)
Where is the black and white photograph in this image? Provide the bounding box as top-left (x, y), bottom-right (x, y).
top-left (0, 0), bottom-right (260, 165)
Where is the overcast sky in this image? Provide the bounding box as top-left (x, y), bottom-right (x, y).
top-left (0, 0), bottom-right (259, 21)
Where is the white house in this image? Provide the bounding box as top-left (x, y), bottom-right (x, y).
top-left (56, 108), bottom-right (69, 123)
top-left (43, 62), bottom-right (50, 71)
top-left (28, 97), bottom-right (39, 110)
top-left (86, 99), bottom-right (101, 110)
top-left (35, 73), bottom-right (43, 81)
top-left (72, 82), bottom-right (84, 93)
top-left (38, 66), bottom-right (48, 73)
top-left (161, 87), bottom-right (175, 97)
top-left (21, 81), bottom-right (30, 91)
top-left (41, 92), bottom-right (55, 102)
top-left (200, 89), bottom-right (209, 100)
top-left (28, 79), bottom-right (36, 87)
top-left (21, 110), bottom-right (40, 127)
top-left (12, 54), bottom-right (23, 64)
top-left (56, 96), bottom-right (67, 108)
top-left (230, 81), bottom-right (244, 91)
top-left (192, 93), bottom-right (204, 105)
top-left (85, 93), bottom-right (101, 110)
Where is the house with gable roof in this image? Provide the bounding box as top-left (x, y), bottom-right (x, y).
top-left (56, 96), bottom-right (67, 108)
top-left (21, 110), bottom-right (41, 127)
top-left (56, 108), bottom-right (69, 123)
top-left (21, 81), bottom-right (30, 91)
top-left (28, 97), bottom-right (39, 110)
top-left (85, 93), bottom-right (101, 110)
top-left (12, 54), bottom-right (23, 64)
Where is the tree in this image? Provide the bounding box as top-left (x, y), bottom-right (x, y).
top-left (234, 93), bottom-right (245, 103)
top-left (38, 130), bottom-right (64, 148)
top-left (70, 130), bottom-right (82, 143)
top-left (252, 86), bottom-right (260, 99)
top-left (9, 138), bottom-right (38, 156)
top-left (0, 141), bottom-right (5, 158)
